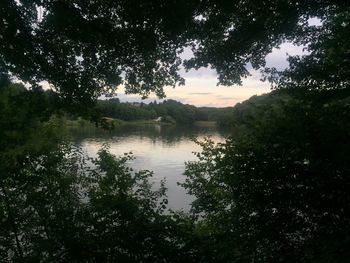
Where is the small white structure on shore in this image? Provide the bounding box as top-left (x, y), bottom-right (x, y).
top-left (154, 117), bottom-right (162, 122)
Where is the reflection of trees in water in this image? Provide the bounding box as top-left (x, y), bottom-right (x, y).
top-left (69, 123), bottom-right (230, 145)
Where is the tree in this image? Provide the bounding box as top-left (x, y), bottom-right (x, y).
top-left (1, 0), bottom-right (348, 107)
top-left (0, 0), bottom-right (190, 106)
top-left (265, 7), bottom-right (350, 90)
top-left (0, 83), bottom-right (201, 262)
top-left (183, 89), bottom-right (350, 262)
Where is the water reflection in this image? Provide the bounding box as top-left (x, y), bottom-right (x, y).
top-left (70, 123), bottom-right (229, 211)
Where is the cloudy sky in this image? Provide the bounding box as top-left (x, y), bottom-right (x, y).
top-left (117, 42), bottom-right (305, 107)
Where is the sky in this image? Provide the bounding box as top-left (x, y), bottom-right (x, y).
top-left (116, 42), bottom-right (305, 107)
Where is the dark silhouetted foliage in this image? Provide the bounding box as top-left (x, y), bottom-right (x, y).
top-left (183, 89), bottom-right (350, 262)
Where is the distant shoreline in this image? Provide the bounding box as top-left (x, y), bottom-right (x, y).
top-left (65, 117), bottom-right (217, 130)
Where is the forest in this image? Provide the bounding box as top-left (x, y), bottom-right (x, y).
top-left (95, 98), bottom-right (229, 124)
top-left (1, 0), bottom-right (349, 262)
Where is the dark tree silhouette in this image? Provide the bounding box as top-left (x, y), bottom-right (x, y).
top-left (1, 0), bottom-right (348, 106)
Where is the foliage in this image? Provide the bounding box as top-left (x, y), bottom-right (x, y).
top-left (96, 99), bottom-right (157, 121)
top-left (95, 98), bottom-right (229, 125)
top-left (0, 82), bottom-right (202, 262)
top-left (216, 90), bottom-right (294, 128)
top-left (183, 90), bottom-right (350, 262)
top-left (0, 141), bottom-right (202, 261)
top-left (151, 100), bottom-right (196, 124)
top-left (0, 82), bottom-right (59, 159)
top-left (1, 0), bottom-right (348, 107)
top-left (265, 8), bottom-right (350, 90)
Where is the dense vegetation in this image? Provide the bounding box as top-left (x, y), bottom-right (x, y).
top-left (1, 0), bottom-right (349, 262)
top-left (0, 82), bottom-right (199, 262)
top-left (95, 98), bottom-right (230, 124)
top-left (184, 88), bottom-right (350, 262)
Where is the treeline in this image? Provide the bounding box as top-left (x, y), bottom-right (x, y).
top-left (96, 98), bottom-right (231, 124)
top-left (216, 89), bottom-right (350, 129)
top-left (216, 90), bottom-right (307, 128)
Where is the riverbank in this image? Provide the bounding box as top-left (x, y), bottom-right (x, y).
top-left (193, 121), bottom-right (217, 127)
top-left (65, 117), bottom-right (218, 130)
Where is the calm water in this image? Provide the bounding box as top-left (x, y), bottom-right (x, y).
top-left (70, 123), bottom-right (229, 211)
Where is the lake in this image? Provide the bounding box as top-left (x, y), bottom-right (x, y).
top-left (70, 123), bottom-right (229, 211)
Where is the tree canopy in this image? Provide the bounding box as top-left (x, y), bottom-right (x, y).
top-left (1, 0), bottom-right (349, 106)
